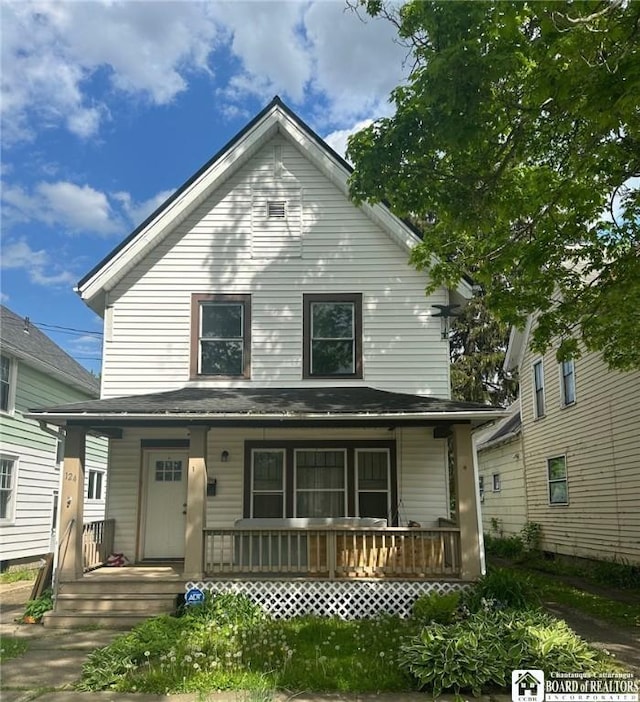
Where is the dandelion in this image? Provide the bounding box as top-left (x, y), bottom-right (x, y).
top-left (184, 654), bottom-right (192, 663)
top-left (144, 650), bottom-right (150, 657)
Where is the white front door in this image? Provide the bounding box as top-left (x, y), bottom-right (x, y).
top-left (143, 450), bottom-right (189, 558)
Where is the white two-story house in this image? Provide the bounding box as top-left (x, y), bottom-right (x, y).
top-left (28, 98), bottom-right (503, 627)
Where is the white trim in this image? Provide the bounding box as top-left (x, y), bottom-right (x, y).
top-left (0, 353), bottom-right (17, 415)
top-left (0, 453), bottom-right (19, 524)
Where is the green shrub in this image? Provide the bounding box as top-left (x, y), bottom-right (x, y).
top-left (23, 588), bottom-right (53, 622)
top-left (462, 568), bottom-right (537, 612)
top-left (590, 557), bottom-right (640, 590)
top-left (484, 532), bottom-right (524, 559)
top-left (182, 591), bottom-right (266, 626)
top-left (520, 522), bottom-right (542, 552)
top-left (400, 608), bottom-right (615, 698)
top-left (412, 592), bottom-right (460, 625)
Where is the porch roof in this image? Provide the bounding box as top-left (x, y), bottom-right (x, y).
top-left (27, 386), bottom-right (505, 430)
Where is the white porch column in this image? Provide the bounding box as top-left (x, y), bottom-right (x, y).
top-left (184, 425), bottom-right (208, 578)
top-left (58, 425), bottom-right (87, 581)
top-left (452, 423), bottom-right (482, 580)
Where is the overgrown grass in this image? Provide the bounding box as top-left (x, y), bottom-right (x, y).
top-left (0, 568), bottom-right (37, 584)
top-left (0, 635), bottom-right (28, 662)
top-left (78, 580), bottom-right (623, 697)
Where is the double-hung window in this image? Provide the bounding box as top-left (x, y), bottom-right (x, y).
top-left (251, 450), bottom-right (285, 518)
top-left (191, 294), bottom-right (251, 378)
top-left (87, 469), bottom-right (104, 500)
top-left (356, 450), bottom-right (390, 519)
top-left (295, 449), bottom-right (347, 518)
top-left (303, 294), bottom-right (362, 378)
top-left (533, 360), bottom-right (545, 418)
top-left (0, 456), bottom-right (16, 522)
top-left (547, 456), bottom-right (568, 505)
top-left (560, 360), bottom-right (576, 406)
top-left (492, 473), bottom-right (501, 492)
top-left (1, 354), bottom-right (13, 412)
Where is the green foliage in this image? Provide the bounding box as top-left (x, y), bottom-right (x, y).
top-left (449, 295), bottom-right (518, 405)
top-left (0, 635), bottom-right (28, 661)
top-left (590, 557), bottom-right (640, 591)
top-left (412, 591), bottom-right (460, 625)
top-left (78, 593), bottom-right (417, 694)
top-left (400, 608), bottom-right (616, 698)
top-left (520, 522), bottom-right (542, 552)
top-left (0, 567), bottom-right (38, 584)
top-left (484, 532), bottom-right (525, 560)
top-left (23, 588), bottom-right (53, 622)
top-left (348, 0), bottom-right (640, 371)
top-left (462, 568), bottom-right (537, 612)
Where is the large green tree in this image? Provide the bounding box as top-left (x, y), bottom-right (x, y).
top-left (348, 0), bottom-right (640, 370)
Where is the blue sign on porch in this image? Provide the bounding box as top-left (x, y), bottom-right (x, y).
top-left (184, 588), bottom-right (205, 606)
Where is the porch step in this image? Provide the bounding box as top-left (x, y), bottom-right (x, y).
top-left (58, 578), bottom-right (184, 596)
top-left (43, 610), bottom-right (153, 630)
top-left (55, 592), bottom-right (178, 613)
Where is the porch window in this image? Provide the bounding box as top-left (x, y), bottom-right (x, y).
top-left (356, 450), bottom-right (390, 519)
top-left (251, 450), bottom-right (285, 518)
top-left (190, 294), bottom-right (251, 379)
top-left (244, 441), bottom-right (397, 523)
top-left (87, 469), bottom-right (104, 500)
top-left (548, 456), bottom-right (568, 505)
top-left (0, 456), bottom-right (16, 522)
top-left (295, 450), bottom-right (346, 517)
top-left (560, 359), bottom-right (576, 406)
top-left (303, 294), bottom-right (362, 378)
top-left (1, 354), bottom-right (13, 412)
top-left (533, 360), bottom-right (545, 418)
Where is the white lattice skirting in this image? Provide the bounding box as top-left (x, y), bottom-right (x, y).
top-left (186, 579), bottom-right (467, 619)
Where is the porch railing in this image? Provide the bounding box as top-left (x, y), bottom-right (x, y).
top-left (82, 519), bottom-right (115, 571)
top-left (204, 527), bottom-right (461, 579)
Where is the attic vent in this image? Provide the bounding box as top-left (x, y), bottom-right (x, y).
top-left (267, 201), bottom-right (286, 219)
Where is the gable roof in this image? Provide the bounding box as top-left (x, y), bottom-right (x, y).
top-left (26, 385), bottom-right (505, 429)
top-left (476, 401), bottom-right (521, 450)
top-left (77, 96), bottom-right (472, 314)
top-left (0, 305), bottom-right (99, 397)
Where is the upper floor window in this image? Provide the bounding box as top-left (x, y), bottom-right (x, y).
top-left (0, 456), bottom-right (17, 522)
top-left (560, 359), bottom-right (576, 406)
top-left (492, 473), bottom-right (501, 492)
top-left (547, 456), bottom-right (568, 505)
top-left (190, 294), bottom-right (251, 379)
top-left (533, 360), bottom-right (545, 418)
top-left (478, 475), bottom-right (485, 500)
top-left (303, 294), bottom-right (362, 378)
top-left (1, 354), bottom-right (13, 412)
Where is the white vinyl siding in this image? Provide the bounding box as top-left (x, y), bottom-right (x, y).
top-left (520, 339), bottom-right (640, 563)
top-left (477, 435), bottom-right (527, 537)
top-left (101, 135), bottom-right (450, 399)
top-left (105, 426), bottom-right (450, 558)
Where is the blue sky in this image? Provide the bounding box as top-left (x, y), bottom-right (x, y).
top-left (1, 0), bottom-right (408, 374)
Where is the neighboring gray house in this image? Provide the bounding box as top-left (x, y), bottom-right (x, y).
top-left (0, 305), bottom-right (108, 568)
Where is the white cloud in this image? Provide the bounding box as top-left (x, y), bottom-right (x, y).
top-left (0, 237), bottom-right (75, 288)
top-left (1, 1), bottom-right (406, 144)
top-left (324, 118), bottom-right (373, 160)
top-left (0, 291), bottom-right (9, 303)
top-left (1, 0), bottom-right (221, 143)
top-left (2, 181), bottom-right (122, 235)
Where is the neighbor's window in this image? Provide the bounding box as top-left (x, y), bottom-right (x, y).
top-left (251, 450), bottom-right (285, 518)
top-left (533, 360), bottom-right (545, 418)
top-left (0, 456), bottom-right (16, 521)
top-left (295, 449), bottom-right (347, 517)
top-left (560, 360), bottom-right (576, 406)
top-left (478, 476), bottom-right (485, 499)
top-left (55, 432), bottom-right (65, 470)
top-left (547, 456), bottom-right (568, 505)
top-left (87, 470), bottom-right (104, 500)
top-left (303, 294), bottom-right (362, 378)
top-left (1, 355), bottom-right (12, 412)
top-left (191, 294), bottom-right (251, 378)
top-left (492, 473), bottom-right (501, 492)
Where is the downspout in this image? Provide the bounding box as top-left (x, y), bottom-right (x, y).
top-left (471, 431), bottom-right (487, 575)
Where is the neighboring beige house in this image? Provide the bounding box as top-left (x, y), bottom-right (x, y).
top-left (475, 403), bottom-right (527, 538)
top-left (504, 320), bottom-right (640, 564)
top-left (27, 98), bottom-right (504, 627)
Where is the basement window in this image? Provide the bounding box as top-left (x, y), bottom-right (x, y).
top-left (267, 201), bottom-right (286, 219)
